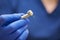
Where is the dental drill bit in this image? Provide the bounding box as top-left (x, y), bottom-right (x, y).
top-left (21, 10), bottom-right (33, 19)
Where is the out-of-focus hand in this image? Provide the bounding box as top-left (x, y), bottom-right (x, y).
top-left (0, 13), bottom-right (29, 40)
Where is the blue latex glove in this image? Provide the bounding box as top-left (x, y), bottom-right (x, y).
top-left (0, 13), bottom-right (29, 40)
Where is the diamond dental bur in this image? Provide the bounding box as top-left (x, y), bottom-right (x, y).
top-left (21, 10), bottom-right (33, 19)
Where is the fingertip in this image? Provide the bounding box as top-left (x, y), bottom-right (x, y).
top-left (0, 13), bottom-right (25, 26)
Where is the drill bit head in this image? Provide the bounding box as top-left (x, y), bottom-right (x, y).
top-left (27, 10), bottom-right (33, 16)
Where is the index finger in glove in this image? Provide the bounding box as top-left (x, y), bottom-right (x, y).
top-left (0, 13), bottom-right (24, 26)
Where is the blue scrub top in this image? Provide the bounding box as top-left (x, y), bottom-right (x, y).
top-left (0, 0), bottom-right (60, 40)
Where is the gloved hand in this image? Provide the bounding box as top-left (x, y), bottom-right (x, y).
top-left (0, 13), bottom-right (29, 40)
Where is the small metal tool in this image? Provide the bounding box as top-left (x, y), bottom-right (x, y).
top-left (21, 10), bottom-right (33, 19)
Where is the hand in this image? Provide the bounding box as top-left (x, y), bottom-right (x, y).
top-left (0, 13), bottom-right (29, 40)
